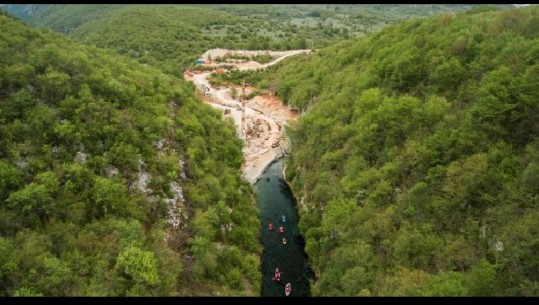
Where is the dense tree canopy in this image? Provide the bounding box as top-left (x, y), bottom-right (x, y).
top-left (239, 6), bottom-right (539, 296)
top-left (0, 13), bottom-right (260, 296)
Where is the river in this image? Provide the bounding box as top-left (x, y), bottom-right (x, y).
top-left (255, 158), bottom-right (313, 297)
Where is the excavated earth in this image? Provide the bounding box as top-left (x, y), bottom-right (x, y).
top-left (185, 48), bottom-right (310, 184)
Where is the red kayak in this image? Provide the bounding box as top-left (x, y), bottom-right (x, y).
top-left (279, 226), bottom-right (284, 233)
top-left (273, 267), bottom-right (281, 282)
top-left (285, 283), bottom-right (291, 296)
top-left (268, 223), bottom-right (273, 230)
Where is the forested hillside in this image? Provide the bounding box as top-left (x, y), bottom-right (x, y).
top-left (68, 5), bottom-right (243, 76)
top-left (240, 6), bottom-right (539, 295)
top-left (1, 4), bottom-right (501, 78)
top-left (0, 4), bottom-right (126, 32)
top-left (0, 12), bottom-right (260, 296)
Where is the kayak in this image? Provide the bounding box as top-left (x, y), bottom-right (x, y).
top-left (273, 267), bottom-right (281, 282)
top-left (281, 215), bottom-right (286, 223)
top-left (285, 283), bottom-right (291, 296)
top-left (268, 223), bottom-right (273, 230)
top-left (279, 226), bottom-right (284, 233)
top-left (283, 238), bottom-right (287, 244)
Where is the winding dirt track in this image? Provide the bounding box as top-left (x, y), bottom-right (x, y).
top-left (185, 49), bottom-right (311, 184)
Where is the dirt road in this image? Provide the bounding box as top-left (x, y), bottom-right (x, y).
top-left (185, 49), bottom-right (310, 184)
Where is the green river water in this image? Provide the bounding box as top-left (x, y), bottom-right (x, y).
top-left (255, 158), bottom-right (313, 297)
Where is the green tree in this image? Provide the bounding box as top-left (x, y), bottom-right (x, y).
top-left (420, 271), bottom-right (467, 296)
top-left (0, 161), bottom-right (23, 201)
top-left (464, 259), bottom-right (500, 296)
top-left (92, 176), bottom-right (132, 218)
top-left (115, 246), bottom-right (161, 296)
top-left (0, 237), bottom-right (19, 294)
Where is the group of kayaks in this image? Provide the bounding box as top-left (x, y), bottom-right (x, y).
top-left (268, 215), bottom-right (287, 244)
top-left (272, 267), bottom-right (292, 296)
top-left (269, 215), bottom-right (291, 296)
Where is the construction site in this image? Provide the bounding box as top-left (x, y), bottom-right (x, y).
top-left (184, 48), bottom-right (310, 184)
